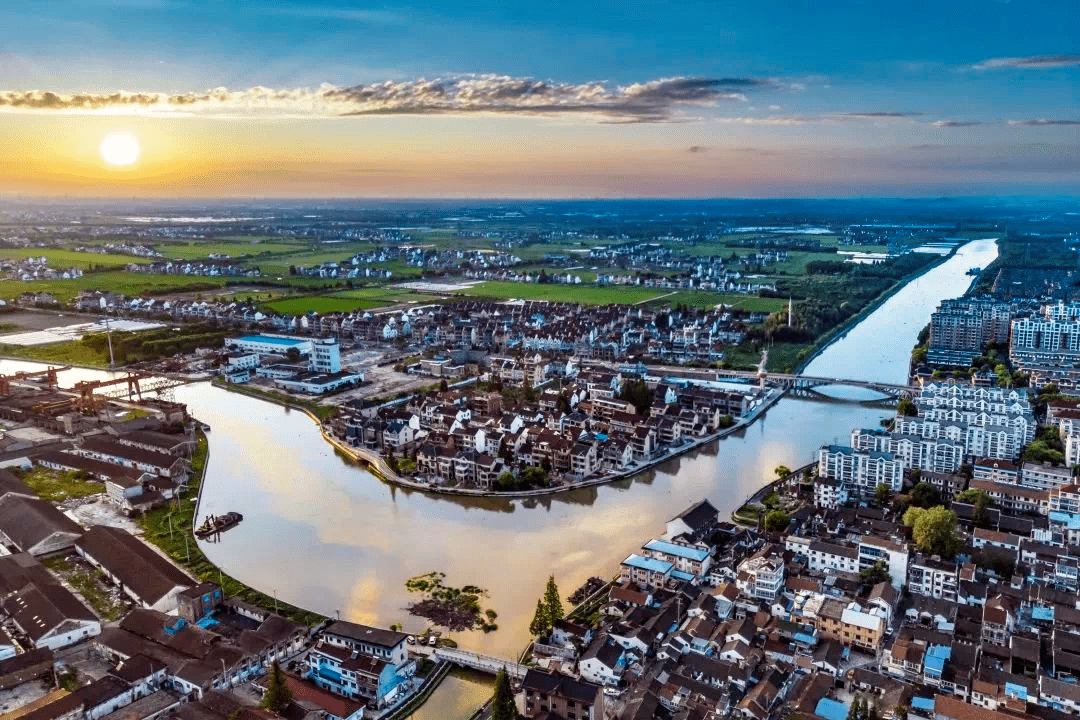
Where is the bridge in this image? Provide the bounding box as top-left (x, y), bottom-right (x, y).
top-left (432, 647), bottom-right (529, 680)
top-left (711, 368), bottom-right (912, 397)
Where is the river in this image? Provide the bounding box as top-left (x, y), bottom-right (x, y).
top-left (0, 237), bottom-right (997, 716)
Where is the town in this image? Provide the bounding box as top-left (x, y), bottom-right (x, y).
top-left (0, 201), bottom-right (1074, 720)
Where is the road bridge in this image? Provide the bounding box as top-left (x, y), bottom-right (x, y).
top-left (433, 647), bottom-right (529, 680)
top-left (711, 369), bottom-right (911, 397)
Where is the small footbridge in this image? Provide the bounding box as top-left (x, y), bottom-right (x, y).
top-left (433, 647), bottom-right (529, 680)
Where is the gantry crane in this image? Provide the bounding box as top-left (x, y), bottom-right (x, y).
top-left (0, 366), bottom-right (69, 396)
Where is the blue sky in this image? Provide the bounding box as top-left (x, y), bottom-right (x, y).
top-left (0, 0), bottom-right (1077, 196)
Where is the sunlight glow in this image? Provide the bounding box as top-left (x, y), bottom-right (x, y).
top-left (100, 132), bottom-right (140, 166)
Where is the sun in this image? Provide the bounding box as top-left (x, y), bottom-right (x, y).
top-left (100, 132), bottom-right (140, 166)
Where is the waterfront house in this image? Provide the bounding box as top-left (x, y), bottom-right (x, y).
top-left (306, 641), bottom-right (408, 709)
top-left (665, 500), bottom-right (720, 543)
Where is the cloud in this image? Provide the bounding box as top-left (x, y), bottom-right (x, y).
top-left (715, 111), bottom-right (920, 126)
top-left (932, 120), bottom-right (983, 127)
top-left (1008, 118), bottom-right (1080, 126)
top-left (0, 74), bottom-right (764, 123)
top-left (971, 54), bottom-right (1080, 70)
top-left (686, 146), bottom-right (709, 153)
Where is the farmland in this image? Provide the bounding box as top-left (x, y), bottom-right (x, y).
top-left (0, 272), bottom-right (231, 303)
top-left (155, 240), bottom-right (308, 260)
top-left (0, 247), bottom-right (147, 269)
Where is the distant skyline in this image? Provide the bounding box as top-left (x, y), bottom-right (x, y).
top-left (2, 0), bottom-right (1078, 197)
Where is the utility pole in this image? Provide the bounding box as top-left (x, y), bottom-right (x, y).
top-left (105, 317), bottom-right (115, 369)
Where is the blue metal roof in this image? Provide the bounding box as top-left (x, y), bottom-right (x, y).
top-left (794, 632), bottom-right (817, 646)
top-left (815, 698), bottom-right (847, 720)
top-left (924, 644), bottom-right (951, 674)
top-left (911, 697), bottom-right (935, 712)
top-left (1005, 682), bottom-right (1028, 700)
top-left (236, 335), bottom-right (306, 346)
top-left (622, 554), bottom-right (673, 573)
top-left (1033, 606), bottom-right (1055, 621)
top-left (643, 539), bottom-right (710, 562)
top-left (671, 569), bottom-right (696, 582)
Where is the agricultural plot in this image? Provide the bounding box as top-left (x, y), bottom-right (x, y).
top-left (0, 272), bottom-right (231, 303)
top-left (464, 281), bottom-right (668, 305)
top-left (0, 248), bottom-right (146, 269)
top-left (154, 240), bottom-right (307, 259)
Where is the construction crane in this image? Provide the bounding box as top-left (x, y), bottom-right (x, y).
top-left (0, 366), bottom-right (69, 396)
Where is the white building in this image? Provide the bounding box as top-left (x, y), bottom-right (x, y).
top-left (736, 553), bottom-right (785, 602)
top-left (817, 445), bottom-right (905, 493)
top-left (310, 337), bottom-right (342, 374)
top-left (224, 334), bottom-right (313, 357)
top-left (858, 536), bottom-right (909, 589)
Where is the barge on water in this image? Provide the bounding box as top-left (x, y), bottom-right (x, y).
top-left (195, 511), bottom-right (243, 539)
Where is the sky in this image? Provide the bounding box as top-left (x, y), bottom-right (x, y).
top-left (0, 0), bottom-right (1077, 198)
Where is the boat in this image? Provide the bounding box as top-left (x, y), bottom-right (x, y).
top-left (195, 511), bottom-right (243, 539)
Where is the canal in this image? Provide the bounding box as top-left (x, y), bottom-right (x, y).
top-left (0, 237), bottom-right (997, 715)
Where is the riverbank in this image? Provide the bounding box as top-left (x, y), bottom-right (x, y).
top-left (135, 429), bottom-right (325, 626)
top-left (794, 241), bottom-right (970, 374)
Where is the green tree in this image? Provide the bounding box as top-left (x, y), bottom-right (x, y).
top-left (904, 506), bottom-right (961, 558)
top-left (775, 465), bottom-right (791, 481)
top-left (285, 346), bottom-right (301, 362)
top-left (764, 510), bottom-right (790, 532)
top-left (543, 576), bottom-right (564, 624)
top-left (908, 481), bottom-right (941, 509)
top-left (261, 660), bottom-right (293, 714)
top-left (491, 668), bottom-right (518, 720)
top-left (896, 397), bottom-right (918, 417)
top-left (875, 483), bottom-right (892, 507)
top-left (529, 598), bottom-right (549, 637)
top-left (860, 561), bottom-right (891, 589)
top-left (618, 379), bottom-right (653, 415)
top-left (955, 487), bottom-right (993, 526)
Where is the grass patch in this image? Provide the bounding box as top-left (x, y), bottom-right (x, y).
top-left (17, 467), bottom-right (103, 503)
top-left (0, 340), bottom-right (111, 366)
top-left (136, 432), bottom-right (324, 626)
top-left (155, 240), bottom-right (309, 260)
top-left (66, 567), bottom-right (128, 621)
top-left (266, 296), bottom-right (374, 314)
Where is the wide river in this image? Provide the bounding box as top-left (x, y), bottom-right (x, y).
top-left (0, 238), bottom-right (997, 718)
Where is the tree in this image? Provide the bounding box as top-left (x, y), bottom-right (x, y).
top-left (955, 488), bottom-right (993, 526)
top-left (875, 483), bottom-right (892, 507)
top-left (529, 598), bottom-right (549, 637)
top-left (261, 660), bottom-right (293, 714)
top-left (904, 505), bottom-right (961, 559)
top-left (860, 560), bottom-right (891, 589)
top-left (765, 510), bottom-right (790, 532)
top-left (439, 378), bottom-right (449, 392)
top-left (896, 397), bottom-right (918, 417)
top-left (618, 379), bottom-right (653, 415)
top-left (775, 465), bottom-right (791, 482)
top-left (491, 668), bottom-right (518, 720)
top-left (285, 347), bottom-right (301, 362)
top-left (908, 481), bottom-right (941, 509)
top-left (543, 576), bottom-right (564, 624)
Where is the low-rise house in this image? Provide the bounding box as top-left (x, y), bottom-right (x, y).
top-left (519, 668), bottom-right (603, 719)
top-left (75, 526), bottom-right (194, 613)
top-left (578, 637), bottom-right (626, 686)
top-left (0, 495), bottom-right (83, 556)
top-left (620, 554), bottom-right (673, 588)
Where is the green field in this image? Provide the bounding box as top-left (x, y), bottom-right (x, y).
top-left (643, 291), bottom-right (789, 312)
top-left (155, 240), bottom-right (308, 260)
top-left (0, 248), bottom-right (147, 270)
top-left (266, 296), bottom-right (381, 314)
top-left (465, 281), bottom-right (672, 305)
top-left (0, 272), bottom-right (231, 303)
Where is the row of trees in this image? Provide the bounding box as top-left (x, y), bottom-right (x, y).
top-left (528, 576), bottom-right (565, 638)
